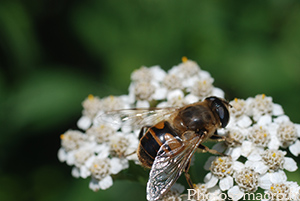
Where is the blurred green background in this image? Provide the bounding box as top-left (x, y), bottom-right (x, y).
top-left (1, 0), bottom-right (300, 201)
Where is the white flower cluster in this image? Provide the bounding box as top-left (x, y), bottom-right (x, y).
top-left (58, 57), bottom-right (223, 193)
top-left (58, 57), bottom-right (300, 201)
top-left (200, 94), bottom-right (300, 201)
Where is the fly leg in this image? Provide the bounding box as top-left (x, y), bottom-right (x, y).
top-left (184, 159), bottom-right (194, 189)
top-left (198, 144), bottom-right (226, 156)
top-left (210, 131), bottom-right (242, 146)
top-left (209, 134), bottom-right (226, 141)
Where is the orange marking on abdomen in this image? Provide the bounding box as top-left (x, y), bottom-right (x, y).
top-left (154, 121), bottom-right (165, 129)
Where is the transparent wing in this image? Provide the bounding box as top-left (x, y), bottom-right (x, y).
top-left (146, 133), bottom-right (203, 201)
top-left (97, 107), bottom-right (177, 130)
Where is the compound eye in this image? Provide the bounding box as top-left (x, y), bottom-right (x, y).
top-left (216, 105), bottom-right (229, 128)
top-left (207, 96), bottom-right (230, 128)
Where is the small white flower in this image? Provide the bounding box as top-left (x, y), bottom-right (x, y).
top-left (73, 147), bottom-right (94, 168)
top-left (249, 94), bottom-right (273, 121)
top-left (109, 132), bottom-right (136, 157)
top-left (163, 73), bottom-right (183, 90)
top-left (247, 124), bottom-right (271, 147)
top-left (204, 156), bottom-right (234, 191)
top-left (131, 66), bottom-right (153, 83)
top-left (133, 81), bottom-right (156, 101)
top-left (86, 124), bottom-right (116, 144)
top-left (82, 94), bottom-right (102, 119)
top-left (277, 121), bottom-right (298, 148)
top-left (90, 157), bottom-right (111, 180)
top-left (60, 130), bottom-right (88, 152)
top-left (169, 57), bottom-right (201, 79)
top-left (190, 78), bottom-right (214, 99)
top-left (228, 167), bottom-right (260, 200)
top-left (88, 155), bottom-right (127, 191)
top-left (229, 98), bottom-right (247, 119)
top-left (100, 95), bottom-right (126, 112)
top-left (224, 128), bottom-right (245, 148)
top-left (131, 65), bottom-right (166, 83)
top-left (234, 167), bottom-right (259, 192)
top-left (261, 149), bottom-right (285, 171)
top-left (267, 182), bottom-right (292, 201)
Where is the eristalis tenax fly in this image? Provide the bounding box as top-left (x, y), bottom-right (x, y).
top-left (100, 96), bottom-right (231, 201)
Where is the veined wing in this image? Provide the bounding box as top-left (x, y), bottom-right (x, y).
top-left (98, 107), bottom-right (177, 130)
top-left (146, 132), bottom-right (203, 201)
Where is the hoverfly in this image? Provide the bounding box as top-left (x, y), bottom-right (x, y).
top-left (100, 96), bottom-right (231, 200)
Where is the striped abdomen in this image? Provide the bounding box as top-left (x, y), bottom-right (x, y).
top-left (137, 121), bottom-right (181, 168)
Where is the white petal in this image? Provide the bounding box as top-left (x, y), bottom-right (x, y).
top-left (268, 137), bottom-right (280, 150)
top-left (204, 173), bottom-right (219, 189)
top-left (274, 115), bottom-right (290, 124)
top-left (269, 170), bottom-right (287, 183)
top-left (232, 161), bottom-right (245, 172)
top-left (136, 100), bottom-right (150, 108)
top-left (255, 162), bottom-right (269, 175)
top-left (150, 65), bottom-right (166, 82)
top-left (199, 70), bottom-right (211, 79)
top-left (245, 160), bottom-right (268, 174)
top-left (80, 166), bottom-right (91, 178)
top-left (66, 151), bottom-right (75, 165)
top-left (289, 140), bottom-right (300, 156)
top-left (272, 103), bottom-right (284, 116)
top-left (241, 141), bottom-right (254, 157)
top-left (152, 87), bottom-right (167, 100)
top-left (182, 76), bottom-right (198, 88)
top-left (237, 115), bottom-right (252, 128)
top-left (99, 175), bottom-right (113, 190)
top-left (167, 89), bottom-right (184, 100)
top-left (247, 152), bottom-right (262, 161)
top-left (57, 148), bottom-right (67, 162)
top-left (95, 144), bottom-right (110, 158)
top-left (156, 101), bottom-right (168, 108)
top-left (85, 155), bottom-right (95, 168)
top-left (228, 186), bottom-right (244, 201)
top-left (110, 158), bottom-right (124, 174)
top-left (295, 124), bottom-right (300, 137)
top-left (227, 147), bottom-right (241, 161)
top-left (259, 173), bottom-right (272, 190)
top-left (89, 177), bottom-right (100, 191)
top-left (283, 157), bottom-right (298, 172)
top-left (77, 116), bottom-right (92, 130)
top-left (212, 87), bottom-right (225, 98)
top-left (71, 167), bottom-right (80, 178)
top-left (121, 124), bottom-right (132, 133)
top-left (219, 176), bottom-right (233, 191)
top-left (184, 94), bottom-right (199, 104)
top-left (257, 115), bottom-right (272, 126)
